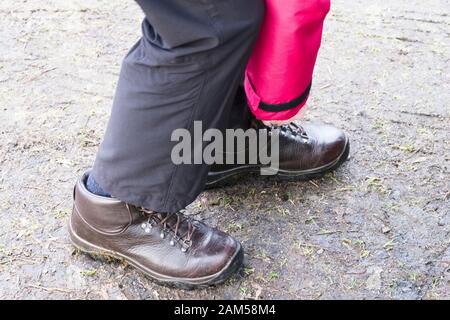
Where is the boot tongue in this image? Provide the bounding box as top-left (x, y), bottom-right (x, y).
top-left (155, 212), bottom-right (191, 239)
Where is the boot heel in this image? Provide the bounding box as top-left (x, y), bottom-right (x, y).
top-left (68, 218), bottom-right (121, 263)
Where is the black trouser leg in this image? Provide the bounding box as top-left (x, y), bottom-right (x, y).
top-left (92, 0), bottom-right (264, 212)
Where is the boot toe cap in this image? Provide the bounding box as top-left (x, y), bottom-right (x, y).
top-left (320, 125), bottom-right (348, 164)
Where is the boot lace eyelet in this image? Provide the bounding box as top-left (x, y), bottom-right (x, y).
top-left (136, 207), bottom-right (196, 252)
top-left (270, 123), bottom-right (308, 141)
top-left (181, 239), bottom-right (192, 253)
top-left (141, 220), bottom-right (153, 233)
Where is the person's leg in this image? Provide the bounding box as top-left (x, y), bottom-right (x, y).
top-left (70, 0), bottom-right (265, 288)
top-left (90, 0), bottom-right (264, 213)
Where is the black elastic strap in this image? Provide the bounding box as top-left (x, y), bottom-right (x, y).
top-left (258, 82), bottom-right (312, 112)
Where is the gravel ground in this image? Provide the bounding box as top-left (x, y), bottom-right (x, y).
top-left (0, 0), bottom-right (449, 299)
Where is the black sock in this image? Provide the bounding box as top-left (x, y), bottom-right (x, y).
top-left (86, 173), bottom-right (111, 197)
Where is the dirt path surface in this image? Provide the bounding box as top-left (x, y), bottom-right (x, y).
top-left (1, 0), bottom-right (449, 299)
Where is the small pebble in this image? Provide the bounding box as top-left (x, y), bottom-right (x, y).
top-left (382, 226), bottom-right (391, 234)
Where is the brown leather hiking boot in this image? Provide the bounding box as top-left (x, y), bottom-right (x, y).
top-left (206, 121), bottom-right (350, 188)
top-left (69, 172), bottom-right (243, 289)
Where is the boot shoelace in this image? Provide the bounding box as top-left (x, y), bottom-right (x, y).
top-left (271, 122), bottom-right (309, 142)
top-left (134, 206), bottom-right (196, 252)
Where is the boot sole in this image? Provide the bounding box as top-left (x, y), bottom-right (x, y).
top-left (205, 137), bottom-right (350, 189)
top-left (68, 218), bottom-right (244, 290)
